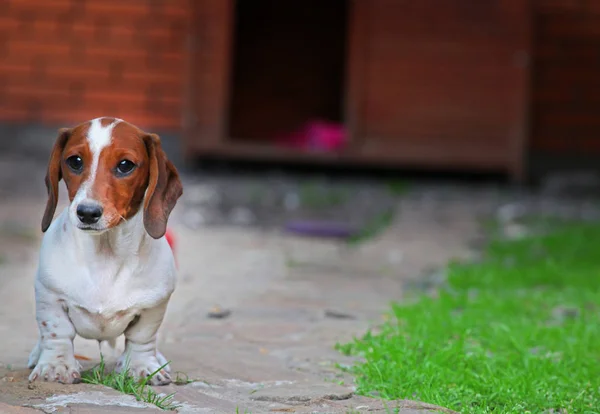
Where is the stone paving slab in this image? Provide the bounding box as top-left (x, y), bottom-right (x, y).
top-left (0, 367), bottom-right (454, 413)
top-left (0, 154), bottom-right (514, 413)
top-left (0, 369), bottom-right (160, 413)
top-left (0, 194), bottom-right (474, 412)
top-left (0, 402), bottom-right (40, 414)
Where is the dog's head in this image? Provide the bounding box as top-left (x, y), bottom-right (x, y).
top-left (41, 117), bottom-right (183, 239)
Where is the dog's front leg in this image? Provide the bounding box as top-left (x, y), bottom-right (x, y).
top-left (116, 300), bottom-right (172, 385)
top-left (28, 289), bottom-right (80, 383)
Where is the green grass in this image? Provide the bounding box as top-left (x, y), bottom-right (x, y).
top-left (337, 222), bottom-right (600, 413)
top-left (386, 180), bottom-right (410, 196)
top-left (348, 209), bottom-right (395, 246)
top-left (298, 182), bottom-right (350, 209)
top-left (82, 357), bottom-right (180, 411)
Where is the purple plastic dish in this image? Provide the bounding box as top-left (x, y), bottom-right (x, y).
top-left (284, 220), bottom-right (358, 239)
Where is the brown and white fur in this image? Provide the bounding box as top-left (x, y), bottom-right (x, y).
top-left (27, 117), bottom-right (183, 385)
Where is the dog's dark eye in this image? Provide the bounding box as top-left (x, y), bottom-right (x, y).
top-left (66, 156), bottom-right (83, 173)
top-left (116, 159), bottom-right (136, 176)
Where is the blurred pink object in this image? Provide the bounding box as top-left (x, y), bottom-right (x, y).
top-left (277, 120), bottom-right (346, 151)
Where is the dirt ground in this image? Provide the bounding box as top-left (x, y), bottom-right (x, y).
top-left (1, 141), bottom-right (599, 413)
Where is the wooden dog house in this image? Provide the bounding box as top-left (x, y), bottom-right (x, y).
top-left (184, 0), bottom-right (531, 180)
top-left (3, 0), bottom-right (599, 181)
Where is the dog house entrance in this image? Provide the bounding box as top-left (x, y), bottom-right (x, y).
top-left (227, 0), bottom-right (349, 149)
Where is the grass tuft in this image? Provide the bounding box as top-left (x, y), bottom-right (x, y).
top-left (348, 209), bottom-right (395, 246)
top-left (338, 222), bottom-right (600, 413)
top-left (298, 182), bottom-right (350, 209)
top-left (386, 180), bottom-right (410, 196)
top-left (82, 356), bottom-right (180, 411)
top-left (173, 371), bottom-right (197, 385)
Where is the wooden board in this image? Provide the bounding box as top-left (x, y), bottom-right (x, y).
top-left (184, 0), bottom-right (234, 148)
top-left (351, 0), bottom-right (530, 178)
top-left (186, 0), bottom-right (531, 180)
top-left (531, 0), bottom-right (600, 155)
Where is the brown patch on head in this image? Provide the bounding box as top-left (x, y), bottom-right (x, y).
top-left (41, 118), bottom-right (182, 235)
top-left (87, 121), bottom-right (151, 228)
top-left (60, 122), bottom-right (94, 204)
top-left (100, 117), bottom-right (119, 128)
top-left (142, 133), bottom-right (183, 238)
top-left (89, 121), bottom-right (183, 236)
top-left (41, 121), bottom-right (92, 232)
top-left (41, 321), bottom-right (47, 327)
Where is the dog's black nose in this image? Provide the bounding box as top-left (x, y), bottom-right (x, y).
top-left (77, 203), bottom-right (103, 225)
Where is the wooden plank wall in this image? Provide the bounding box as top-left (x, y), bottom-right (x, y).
top-left (186, 0), bottom-right (233, 148)
top-left (355, 0), bottom-right (530, 173)
top-left (532, 0), bottom-right (600, 154)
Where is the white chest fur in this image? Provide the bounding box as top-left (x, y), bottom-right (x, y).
top-left (67, 304), bottom-right (138, 340)
top-left (36, 210), bottom-right (176, 341)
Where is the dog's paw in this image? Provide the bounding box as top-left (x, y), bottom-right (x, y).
top-left (156, 350), bottom-right (171, 374)
top-left (27, 341), bottom-right (41, 369)
top-left (116, 355), bottom-right (171, 386)
top-left (29, 358), bottom-right (81, 384)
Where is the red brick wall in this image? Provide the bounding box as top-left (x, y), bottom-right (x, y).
top-left (532, 0), bottom-right (600, 154)
top-left (0, 0), bottom-right (189, 130)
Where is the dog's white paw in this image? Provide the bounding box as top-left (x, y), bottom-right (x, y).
top-left (156, 350), bottom-right (171, 374)
top-left (116, 354), bottom-right (171, 385)
top-left (29, 356), bottom-right (81, 384)
top-left (27, 341), bottom-right (41, 369)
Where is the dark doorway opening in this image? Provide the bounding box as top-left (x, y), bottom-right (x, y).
top-left (227, 0), bottom-right (349, 144)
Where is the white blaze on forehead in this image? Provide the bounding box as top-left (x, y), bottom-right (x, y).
top-left (86, 117), bottom-right (122, 187)
top-left (87, 117), bottom-right (119, 155)
top-left (74, 118), bottom-right (122, 203)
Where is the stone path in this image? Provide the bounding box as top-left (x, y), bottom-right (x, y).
top-left (0, 163), bottom-right (483, 413)
top-left (2, 148), bottom-right (600, 413)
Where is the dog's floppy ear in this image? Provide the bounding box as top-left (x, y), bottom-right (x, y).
top-left (142, 133), bottom-right (183, 239)
top-left (42, 128), bottom-right (71, 232)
